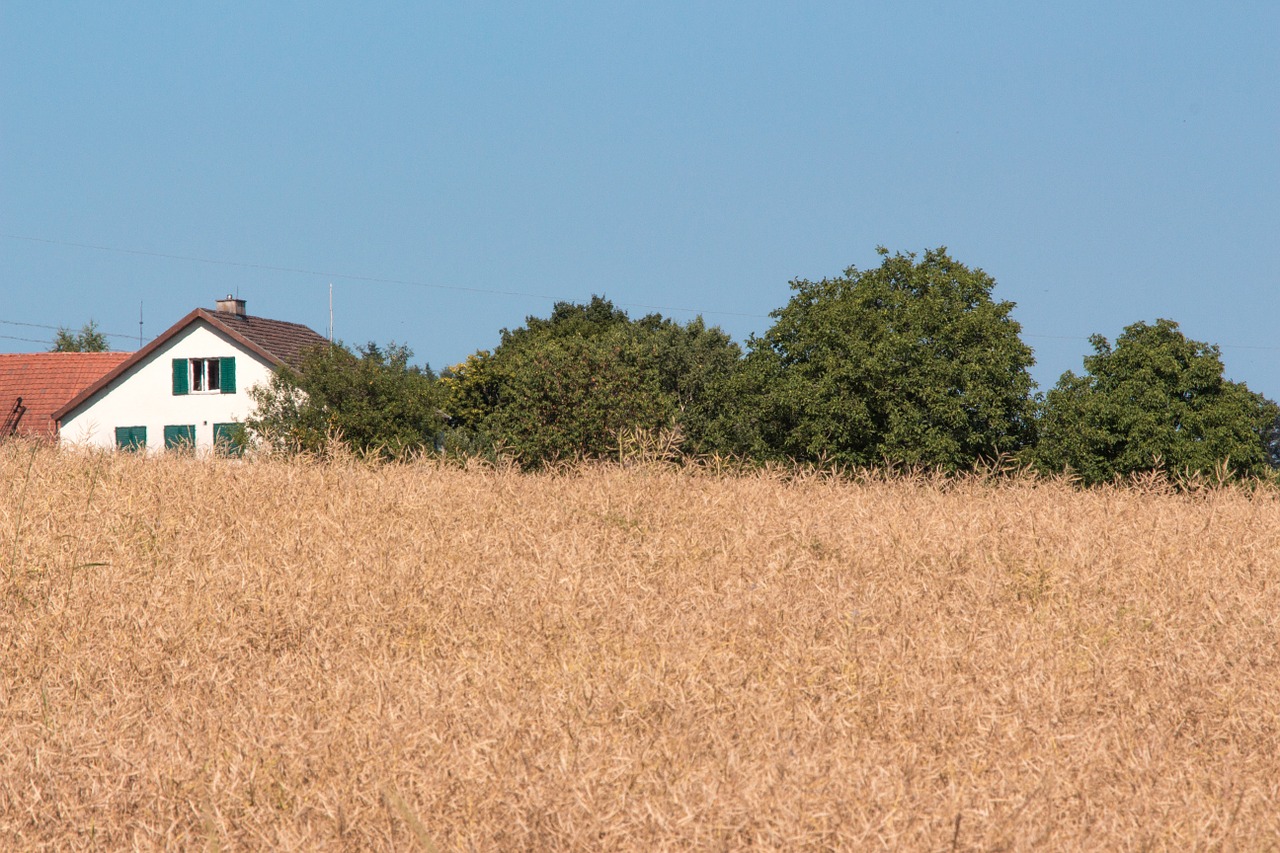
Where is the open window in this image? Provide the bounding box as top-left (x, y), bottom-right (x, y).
top-left (191, 358), bottom-right (220, 392)
top-left (173, 357), bottom-right (237, 395)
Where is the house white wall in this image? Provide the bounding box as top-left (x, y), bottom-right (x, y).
top-left (60, 320), bottom-right (276, 453)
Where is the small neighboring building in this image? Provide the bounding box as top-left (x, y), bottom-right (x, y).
top-left (53, 297), bottom-right (329, 453)
top-left (0, 352), bottom-right (133, 440)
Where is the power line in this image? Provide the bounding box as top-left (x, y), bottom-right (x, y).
top-left (3, 233), bottom-right (770, 321)
top-left (0, 333), bottom-right (53, 346)
top-left (0, 318), bottom-right (138, 341)
top-left (6, 232), bottom-right (1280, 352)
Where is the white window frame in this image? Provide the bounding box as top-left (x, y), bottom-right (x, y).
top-left (189, 358), bottom-right (222, 393)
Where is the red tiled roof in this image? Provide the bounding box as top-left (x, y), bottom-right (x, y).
top-left (0, 352), bottom-right (133, 439)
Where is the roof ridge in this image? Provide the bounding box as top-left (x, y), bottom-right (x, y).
top-left (52, 306), bottom-right (328, 422)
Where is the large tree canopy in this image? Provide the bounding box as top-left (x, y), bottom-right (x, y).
top-left (246, 342), bottom-right (445, 458)
top-left (1029, 319), bottom-right (1279, 483)
top-left (729, 247), bottom-right (1035, 470)
top-left (441, 297), bottom-right (741, 466)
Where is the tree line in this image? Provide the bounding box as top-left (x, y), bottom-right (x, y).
top-left (239, 247), bottom-right (1279, 483)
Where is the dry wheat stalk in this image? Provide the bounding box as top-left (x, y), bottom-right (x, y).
top-left (1, 440), bottom-right (1278, 850)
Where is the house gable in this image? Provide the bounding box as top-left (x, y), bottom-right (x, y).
top-left (54, 303), bottom-right (326, 453)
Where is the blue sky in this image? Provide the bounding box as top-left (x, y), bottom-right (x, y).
top-left (3, 3), bottom-right (1277, 398)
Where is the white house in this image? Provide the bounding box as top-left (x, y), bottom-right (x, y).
top-left (54, 297), bottom-right (329, 453)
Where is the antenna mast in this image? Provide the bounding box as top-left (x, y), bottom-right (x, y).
top-left (138, 302), bottom-right (143, 349)
top-left (328, 283), bottom-right (333, 342)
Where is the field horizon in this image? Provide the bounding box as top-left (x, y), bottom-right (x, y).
top-left (3, 442), bottom-right (1278, 849)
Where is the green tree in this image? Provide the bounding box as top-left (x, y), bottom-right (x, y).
top-left (246, 341), bottom-right (445, 458)
top-left (480, 333), bottom-right (673, 463)
top-left (52, 320), bottom-right (109, 352)
top-left (441, 297), bottom-right (741, 466)
top-left (639, 314), bottom-right (743, 456)
top-left (1029, 319), bottom-right (1279, 483)
top-left (731, 247), bottom-right (1035, 470)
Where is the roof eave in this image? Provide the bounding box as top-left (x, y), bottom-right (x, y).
top-left (51, 309), bottom-right (286, 422)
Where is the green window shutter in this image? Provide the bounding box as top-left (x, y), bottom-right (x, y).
top-left (115, 426), bottom-right (146, 451)
top-left (172, 359), bottom-right (189, 395)
top-left (220, 356), bottom-right (236, 394)
top-left (213, 422), bottom-right (244, 455)
top-left (163, 424), bottom-right (196, 451)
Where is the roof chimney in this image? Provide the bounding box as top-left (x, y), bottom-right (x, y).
top-left (216, 295), bottom-right (246, 317)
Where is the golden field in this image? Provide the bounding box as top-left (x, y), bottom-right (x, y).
top-left (2, 441), bottom-right (1279, 850)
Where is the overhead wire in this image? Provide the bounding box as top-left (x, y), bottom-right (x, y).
top-left (3, 233), bottom-right (770, 321)
top-left (4, 232), bottom-right (1279, 352)
top-left (0, 318), bottom-right (138, 341)
top-left (0, 333), bottom-right (55, 346)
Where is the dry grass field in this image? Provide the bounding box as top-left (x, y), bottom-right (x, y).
top-left (2, 441), bottom-right (1279, 850)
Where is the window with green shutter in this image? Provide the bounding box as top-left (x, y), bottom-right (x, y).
top-left (163, 424), bottom-right (196, 452)
top-left (184, 358), bottom-right (233, 393)
top-left (172, 359), bottom-right (189, 395)
top-left (115, 426), bottom-right (146, 451)
top-left (220, 357), bottom-right (236, 394)
top-left (213, 422), bottom-right (245, 455)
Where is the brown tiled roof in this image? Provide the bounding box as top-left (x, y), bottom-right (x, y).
top-left (0, 352), bottom-right (133, 438)
top-left (52, 306), bottom-right (330, 423)
top-left (197, 310), bottom-right (330, 370)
